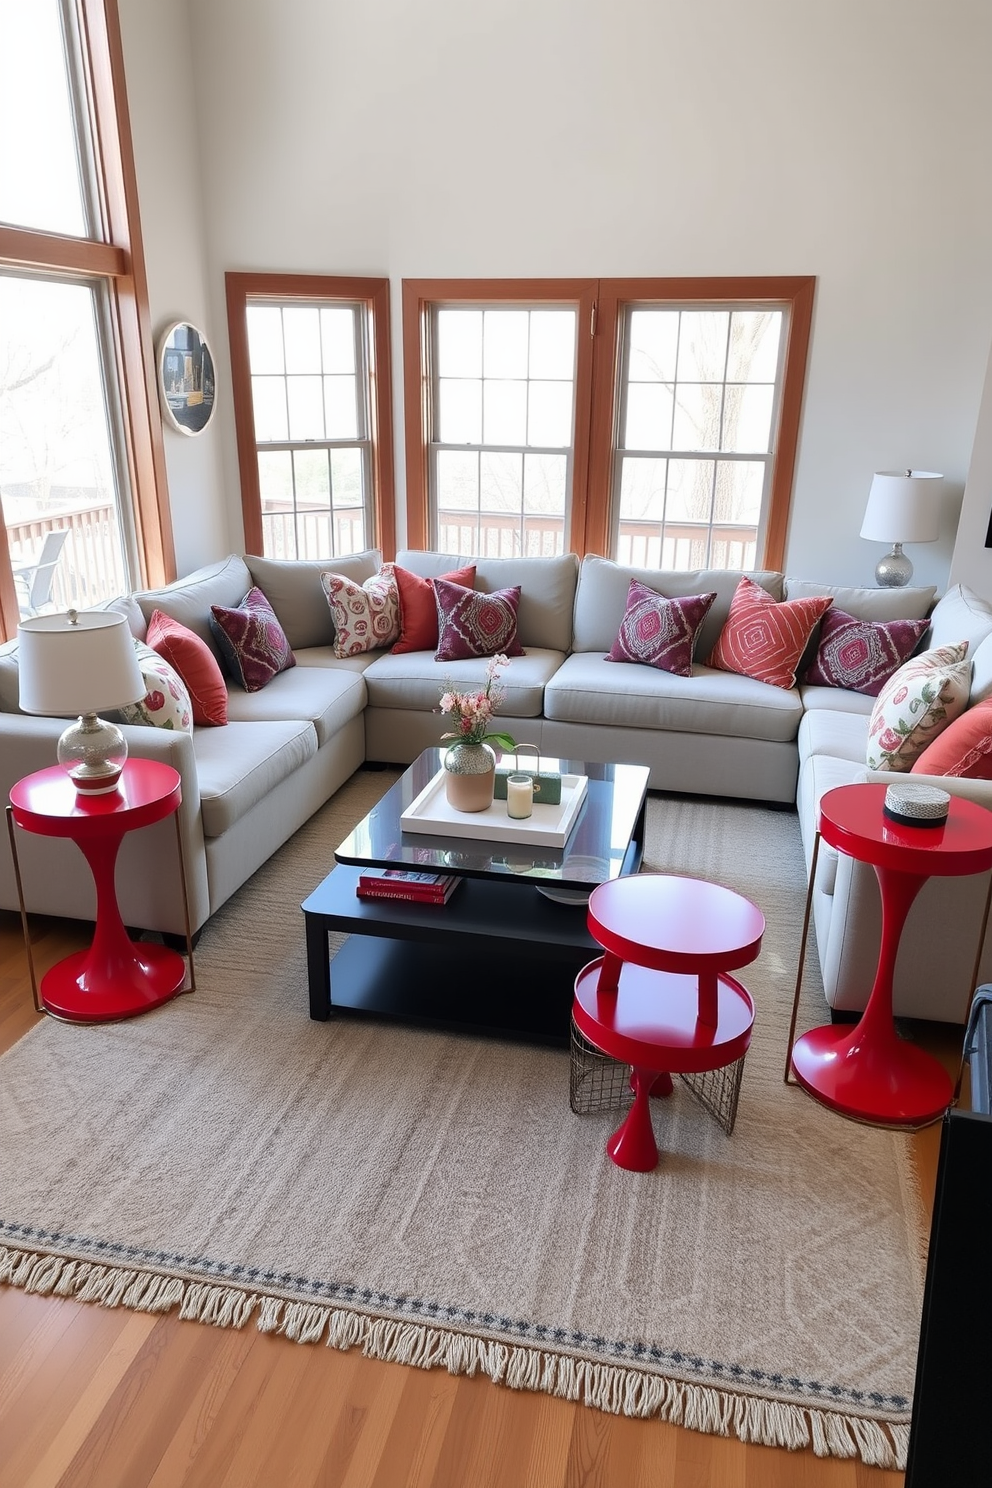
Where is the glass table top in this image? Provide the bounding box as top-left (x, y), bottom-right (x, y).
top-left (335, 750), bottom-right (650, 889)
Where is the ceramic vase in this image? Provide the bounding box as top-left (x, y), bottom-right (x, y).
top-left (443, 741), bottom-right (496, 812)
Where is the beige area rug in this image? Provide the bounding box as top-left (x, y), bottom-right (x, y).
top-left (0, 770), bottom-right (926, 1470)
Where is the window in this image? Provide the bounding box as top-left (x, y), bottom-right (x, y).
top-left (403, 277), bottom-right (814, 568)
top-left (0, 0), bottom-right (173, 641)
top-left (226, 273), bottom-right (395, 561)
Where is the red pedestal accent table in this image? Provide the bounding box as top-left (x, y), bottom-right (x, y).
top-left (7, 759), bottom-right (194, 1023)
top-left (573, 874), bottom-right (764, 1172)
top-left (786, 783), bottom-right (992, 1128)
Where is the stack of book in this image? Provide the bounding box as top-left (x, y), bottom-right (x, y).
top-left (356, 869), bottom-right (461, 904)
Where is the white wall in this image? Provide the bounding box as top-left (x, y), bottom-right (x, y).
top-left (121, 0), bottom-right (992, 589)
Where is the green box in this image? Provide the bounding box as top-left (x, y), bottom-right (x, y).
top-left (493, 746), bottom-right (562, 806)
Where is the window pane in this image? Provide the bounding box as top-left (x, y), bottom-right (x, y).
top-left (247, 307), bottom-right (285, 375)
top-left (293, 447), bottom-right (331, 508)
top-left (438, 378), bottom-right (482, 444)
top-left (480, 451), bottom-right (522, 513)
top-left (484, 380), bottom-right (527, 445)
top-left (528, 381), bottom-right (573, 447)
top-left (714, 459), bottom-right (763, 524)
top-left (286, 375), bottom-right (325, 440)
top-left (529, 311), bottom-right (575, 379)
top-left (628, 311), bottom-right (679, 382)
top-left (330, 447), bottom-right (363, 509)
top-left (523, 453), bottom-right (567, 515)
top-left (324, 375), bottom-right (358, 439)
top-left (0, 2), bottom-right (87, 236)
top-left (0, 277), bottom-right (127, 612)
top-left (258, 450), bottom-right (293, 508)
top-left (666, 459), bottom-right (716, 523)
top-left (727, 311), bottom-right (781, 383)
top-left (437, 449), bottom-right (479, 512)
top-left (673, 383), bottom-right (723, 451)
top-left (483, 311), bottom-right (528, 378)
top-left (252, 375), bottom-right (288, 441)
top-left (283, 308), bottom-right (322, 374)
top-left (721, 384), bottom-right (774, 453)
top-left (321, 307), bottom-right (356, 374)
top-left (625, 384), bottom-right (674, 450)
top-left (618, 457), bottom-right (667, 523)
top-left (438, 310), bottom-right (482, 377)
top-left (676, 311), bottom-right (730, 382)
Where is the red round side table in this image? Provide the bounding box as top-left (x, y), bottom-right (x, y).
top-left (7, 758), bottom-right (194, 1023)
top-left (787, 783), bottom-right (992, 1128)
top-left (573, 874), bottom-right (764, 1172)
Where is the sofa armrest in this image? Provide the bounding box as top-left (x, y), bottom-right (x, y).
top-left (860, 766), bottom-right (992, 811)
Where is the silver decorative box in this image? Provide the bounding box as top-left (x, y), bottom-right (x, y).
top-left (883, 782), bottom-right (951, 828)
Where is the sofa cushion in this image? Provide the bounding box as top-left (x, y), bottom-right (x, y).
top-left (926, 583), bottom-right (992, 654)
top-left (136, 556), bottom-right (254, 657)
top-left (801, 608), bottom-right (929, 695)
top-left (544, 652), bottom-right (804, 743)
top-left (797, 706), bottom-right (871, 766)
top-left (321, 565), bottom-right (400, 657)
top-left (606, 581), bottom-right (716, 676)
top-left (392, 563), bottom-right (476, 653)
top-left (395, 549), bottom-right (578, 652)
top-left (244, 550), bottom-right (382, 650)
top-left (866, 643), bottom-right (971, 771)
top-left (210, 587), bottom-right (296, 691)
top-left (434, 578), bottom-right (523, 660)
top-left (571, 555), bottom-right (785, 658)
top-left (971, 631), bottom-right (992, 704)
top-left (146, 609), bottom-right (228, 725)
top-left (223, 664), bottom-right (367, 748)
top-left (784, 579), bottom-right (936, 621)
top-left (706, 576), bottom-right (833, 689)
top-left (911, 698), bottom-right (992, 780)
top-left (193, 719), bottom-right (317, 838)
top-left (363, 648), bottom-right (560, 719)
top-left (798, 684), bottom-right (875, 718)
top-left (0, 642), bottom-right (20, 713)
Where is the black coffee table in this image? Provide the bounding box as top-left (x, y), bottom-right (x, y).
top-left (302, 750), bottom-right (650, 1044)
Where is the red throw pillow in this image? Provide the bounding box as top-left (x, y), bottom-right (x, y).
top-left (391, 564), bottom-right (477, 653)
top-left (706, 576), bottom-right (833, 690)
top-left (146, 609), bottom-right (228, 725)
top-left (912, 699), bottom-right (992, 780)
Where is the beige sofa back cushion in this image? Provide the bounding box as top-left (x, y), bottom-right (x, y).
top-left (394, 550), bottom-right (578, 653)
top-left (572, 555), bottom-right (785, 658)
top-left (245, 550), bottom-right (381, 650)
top-left (136, 556), bottom-right (254, 658)
top-left (783, 578), bottom-right (936, 620)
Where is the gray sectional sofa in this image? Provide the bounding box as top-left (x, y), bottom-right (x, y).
top-left (2, 546), bottom-right (990, 1025)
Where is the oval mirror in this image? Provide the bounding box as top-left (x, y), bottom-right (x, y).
top-left (157, 321), bottom-right (216, 436)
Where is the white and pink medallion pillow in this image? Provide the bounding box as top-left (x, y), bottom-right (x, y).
top-left (115, 642), bottom-right (193, 733)
top-left (866, 642), bottom-right (972, 771)
top-left (321, 565), bottom-right (399, 659)
top-left (606, 580), bottom-right (716, 676)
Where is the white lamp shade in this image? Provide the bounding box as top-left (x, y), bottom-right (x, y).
top-left (860, 470), bottom-right (943, 544)
top-left (17, 610), bottom-right (146, 717)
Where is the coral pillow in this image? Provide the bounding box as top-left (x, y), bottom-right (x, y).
top-left (392, 563), bottom-right (477, 653)
top-left (802, 608), bottom-right (929, 696)
top-left (911, 698), bottom-right (992, 780)
top-left (321, 564), bottom-right (399, 658)
top-left (433, 577), bottom-right (523, 661)
top-left (706, 576), bottom-right (833, 689)
top-left (208, 586), bottom-right (296, 691)
top-left (866, 643), bottom-right (971, 772)
top-left (146, 609), bottom-right (228, 725)
top-left (606, 580), bottom-right (716, 677)
top-left (115, 641), bottom-right (193, 734)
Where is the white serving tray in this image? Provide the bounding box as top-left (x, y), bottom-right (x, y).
top-left (400, 768), bottom-right (589, 847)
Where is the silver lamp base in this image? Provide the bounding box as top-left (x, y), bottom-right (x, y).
top-left (874, 543), bottom-right (914, 588)
top-left (57, 712), bottom-right (128, 795)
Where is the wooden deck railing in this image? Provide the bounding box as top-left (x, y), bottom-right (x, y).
top-left (7, 504), bottom-right (127, 614)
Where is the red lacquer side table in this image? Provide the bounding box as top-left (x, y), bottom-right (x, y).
top-left (6, 759), bottom-right (195, 1023)
top-left (573, 874), bottom-right (764, 1171)
top-left (786, 783), bottom-right (992, 1128)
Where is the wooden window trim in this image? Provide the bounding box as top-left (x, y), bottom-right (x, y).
top-left (226, 272), bottom-right (395, 560)
top-left (402, 275), bottom-right (815, 567)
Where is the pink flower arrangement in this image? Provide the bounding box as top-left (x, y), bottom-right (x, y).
top-left (438, 653), bottom-right (516, 752)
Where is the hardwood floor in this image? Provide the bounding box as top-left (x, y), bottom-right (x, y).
top-left (0, 909), bottom-right (954, 1488)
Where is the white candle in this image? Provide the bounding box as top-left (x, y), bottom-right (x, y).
top-left (506, 774), bottom-right (534, 819)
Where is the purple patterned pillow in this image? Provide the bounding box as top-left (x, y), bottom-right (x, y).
top-left (802, 607), bottom-right (929, 696)
top-left (433, 578), bottom-right (524, 661)
top-left (606, 581), bottom-right (717, 677)
top-left (208, 586), bottom-right (296, 692)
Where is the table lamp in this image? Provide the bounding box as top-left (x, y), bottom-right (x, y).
top-left (859, 469), bottom-right (942, 587)
top-left (17, 609), bottom-right (146, 795)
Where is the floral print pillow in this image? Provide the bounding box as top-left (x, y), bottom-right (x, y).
top-left (866, 642), bottom-right (971, 771)
top-left (116, 642), bottom-right (193, 733)
top-left (320, 565), bottom-right (399, 659)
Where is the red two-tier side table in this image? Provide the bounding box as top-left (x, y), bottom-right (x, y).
top-left (7, 758), bottom-right (195, 1023)
top-left (786, 782), bottom-right (992, 1128)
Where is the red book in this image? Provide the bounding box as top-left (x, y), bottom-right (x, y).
top-left (356, 869), bottom-right (460, 904)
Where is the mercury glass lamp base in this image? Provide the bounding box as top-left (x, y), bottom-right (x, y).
top-left (58, 713), bottom-right (128, 796)
top-left (874, 543), bottom-right (914, 588)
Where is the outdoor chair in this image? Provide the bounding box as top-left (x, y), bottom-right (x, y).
top-left (13, 529), bottom-right (69, 617)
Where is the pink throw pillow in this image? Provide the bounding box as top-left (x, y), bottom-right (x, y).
top-left (208, 587), bottom-right (296, 691)
top-left (802, 608), bottom-right (929, 695)
top-left (606, 581), bottom-right (716, 677)
top-left (706, 576), bottom-right (833, 690)
top-left (433, 577), bottom-right (523, 661)
top-left (146, 609), bottom-right (228, 725)
top-left (912, 698), bottom-right (992, 780)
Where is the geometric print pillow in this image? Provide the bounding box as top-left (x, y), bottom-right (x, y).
top-left (320, 564), bottom-right (400, 659)
top-left (606, 580), bottom-right (716, 677)
top-left (802, 608), bottom-right (929, 696)
top-left (866, 643), bottom-right (972, 772)
top-left (433, 578), bottom-right (524, 661)
top-left (706, 575), bottom-right (833, 690)
top-left (114, 641), bottom-right (193, 733)
top-left (208, 586), bottom-right (296, 692)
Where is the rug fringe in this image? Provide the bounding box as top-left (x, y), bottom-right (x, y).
top-left (0, 1245), bottom-right (908, 1471)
